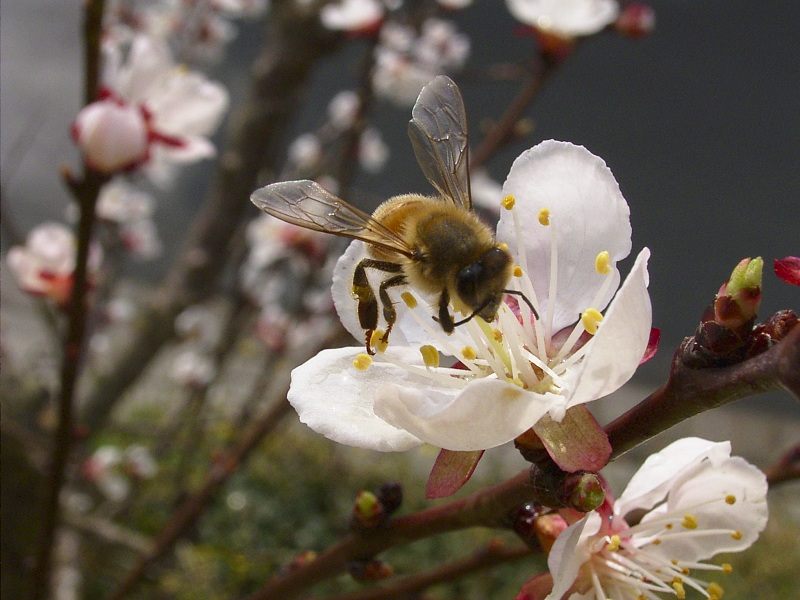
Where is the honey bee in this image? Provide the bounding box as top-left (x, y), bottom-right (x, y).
top-left (251, 76), bottom-right (533, 355)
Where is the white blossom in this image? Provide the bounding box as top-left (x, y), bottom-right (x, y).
top-left (96, 179), bottom-right (155, 223)
top-left (359, 127), bottom-right (390, 173)
top-left (320, 0), bottom-right (384, 32)
top-left (170, 349), bottom-right (217, 388)
top-left (6, 223), bottom-right (101, 305)
top-left (506, 0), bottom-right (619, 39)
top-left (73, 35), bottom-right (228, 178)
top-left (544, 438), bottom-right (768, 600)
top-left (287, 140), bottom-right (651, 452)
top-left (328, 90), bottom-right (360, 130)
top-left (287, 133), bottom-right (323, 171)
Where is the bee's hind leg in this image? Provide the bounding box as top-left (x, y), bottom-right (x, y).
top-left (352, 258), bottom-right (403, 355)
top-left (378, 274), bottom-right (407, 344)
top-left (437, 288), bottom-right (456, 333)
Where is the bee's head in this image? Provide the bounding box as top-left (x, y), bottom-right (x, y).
top-left (456, 246), bottom-right (512, 320)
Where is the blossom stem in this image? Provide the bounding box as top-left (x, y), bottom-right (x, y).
top-left (764, 442), bottom-right (800, 486)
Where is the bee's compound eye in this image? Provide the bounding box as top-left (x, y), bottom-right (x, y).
top-left (456, 263), bottom-right (483, 308)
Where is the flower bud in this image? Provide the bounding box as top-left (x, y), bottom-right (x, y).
top-left (715, 257), bottom-right (763, 329)
top-left (348, 559), bottom-right (393, 581)
top-left (615, 3), bottom-right (656, 39)
top-left (351, 490), bottom-right (385, 529)
top-left (73, 99), bottom-right (148, 173)
top-left (376, 482), bottom-right (403, 515)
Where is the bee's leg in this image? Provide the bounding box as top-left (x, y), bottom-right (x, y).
top-left (437, 288), bottom-right (455, 333)
top-left (378, 274), bottom-right (407, 344)
top-left (352, 259), bottom-right (403, 355)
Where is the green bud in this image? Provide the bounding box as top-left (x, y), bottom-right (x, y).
top-left (726, 257), bottom-right (763, 297)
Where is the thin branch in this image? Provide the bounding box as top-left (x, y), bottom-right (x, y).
top-left (316, 541), bottom-right (531, 600)
top-left (469, 55), bottom-right (559, 170)
top-left (62, 512), bottom-right (154, 555)
top-left (765, 443), bottom-right (800, 487)
top-left (240, 323), bottom-right (800, 600)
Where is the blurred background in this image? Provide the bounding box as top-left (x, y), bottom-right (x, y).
top-left (2, 0), bottom-right (798, 598)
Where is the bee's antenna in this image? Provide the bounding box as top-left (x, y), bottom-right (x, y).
top-left (503, 290), bottom-right (539, 320)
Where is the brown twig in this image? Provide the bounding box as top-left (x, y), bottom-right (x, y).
top-left (240, 324), bottom-right (800, 600)
top-left (28, 4), bottom-right (108, 597)
top-left (316, 540), bottom-right (531, 600)
top-left (765, 443), bottom-right (800, 487)
top-left (469, 55), bottom-right (559, 170)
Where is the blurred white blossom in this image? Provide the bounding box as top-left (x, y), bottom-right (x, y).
top-left (506, 0), bottom-right (619, 39)
top-left (359, 127), bottom-right (390, 173)
top-left (287, 133), bottom-right (323, 171)
top-left (320, 0), bottom-right (384, 33)
top-left (73, 35), bottom-right (228, 179)
top-left (328, 90), bottom-right (360, 130)
top-left (170, 349), bottom-right (217, 388)
top-left (6, 223), bottom-right (101, 305)
top-left (96, 179), bottom-right (155, 223)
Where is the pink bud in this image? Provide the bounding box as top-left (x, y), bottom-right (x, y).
top-left (616, 3), bottom-right (656, 39)
top-left (73, 99), bottom-right (148, 173)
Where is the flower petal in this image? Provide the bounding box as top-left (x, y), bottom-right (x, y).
top-left (374, 378), bottom-right (557, 451)
top-left (565, 248), bottom-right (651, 408)
top-left (506, 0), bottom-right (620, 38)
top-left (288, 346), bottom-right (424, 452)
top-left (331, 240), bottom-right (437, 346)
top-left (615, 437), bottom-right (726, 517)
top-left (546, 511), bottom-right (602, 600)
top-left (498, 141), bottom-right (631, 332)
top-left (642, 453), bottom-right (768, 562)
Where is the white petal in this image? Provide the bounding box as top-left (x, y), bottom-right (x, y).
top-left (74, 101), bottom-right (149, 173)
top-left (506, 0), bottom-right (619, 38)
top-left (158, 135), bottom-right (217, 163)
top-left (117, 35), bottom-right (174, 103)
top-left (565, 248), bottom-right (651, 407)
top-left (148, 72), bottom-right (229, 136)
top-left (546, 512), bottom-right (602, 600)
top-left (498, 141), bottom-right (631, 332)
top-left (288, 346), bottom-right (423, 451)
top-left (615, 437), bottom-right (727, 517)
top-left (374, 377), bottom-right (557, 451)
top-left (331, 240), bottom-right (434, 346)
top-left (640, 454), bottom-right (768, 562)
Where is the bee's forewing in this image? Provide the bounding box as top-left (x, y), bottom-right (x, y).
top-left (408, 76), bottom-right (472, 210)
top-left (250, 180), bottom-right (414, 257)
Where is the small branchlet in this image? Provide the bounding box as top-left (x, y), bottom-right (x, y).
top-left (529, 461), bottom-right (604, 512)
top-left (279, 550), bottom-right (318, 577)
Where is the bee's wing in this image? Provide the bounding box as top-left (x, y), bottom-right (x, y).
top-left (407, 75), bottom-right (472, 211)
top-left (250, 180), bottom-right (415, 258)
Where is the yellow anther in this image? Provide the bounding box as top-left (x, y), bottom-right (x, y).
top-left (595, 250), bottom-right (612, 275)
top-left (492, 329), bottom-right (503, 342)
top-left (666, 523), bottom-right (674, 529)
top-left (538, 208), bottom-right (550, 226)
top-left (671, 580), bottom-right (686, 600)
top-left (707, 582), bottom-right (725, 600)
top-left (682, 514), bottom-right (698, 530)
top-left (401, 291), bottom-right (417, 309)
top-left (513, 265), bottom-right (523, 277)
top-left (637, 596), bottom-right (647, 600)
top-left (501, 194), bottom-right (516, 210)
top-left (651, 538), bottom-right (662, 545)
top-left (725, 494), bottom-right (736, 505)
top-left (730, 530), bottom-right (742, 540)
top-left (370, 329), bottom-right (388, 353)
top-left (461, 346), bottom-right (477, 361)
top-left (498, 242), bottom-right (509, 252)
top-left (606, 535), bottom-right (621, 551)
top-left (581, 308), bottom-right (604, 335)
top-left (352, 353), bottom-right (373, 371)
top-left (721, 563), bottom-right (733, 574)
top-left (671, 559), bottom-right (679, 566)
top-left (419, 345), bottom-right (440, 368)
top-left (681, 567), bottom-right (690, 575)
